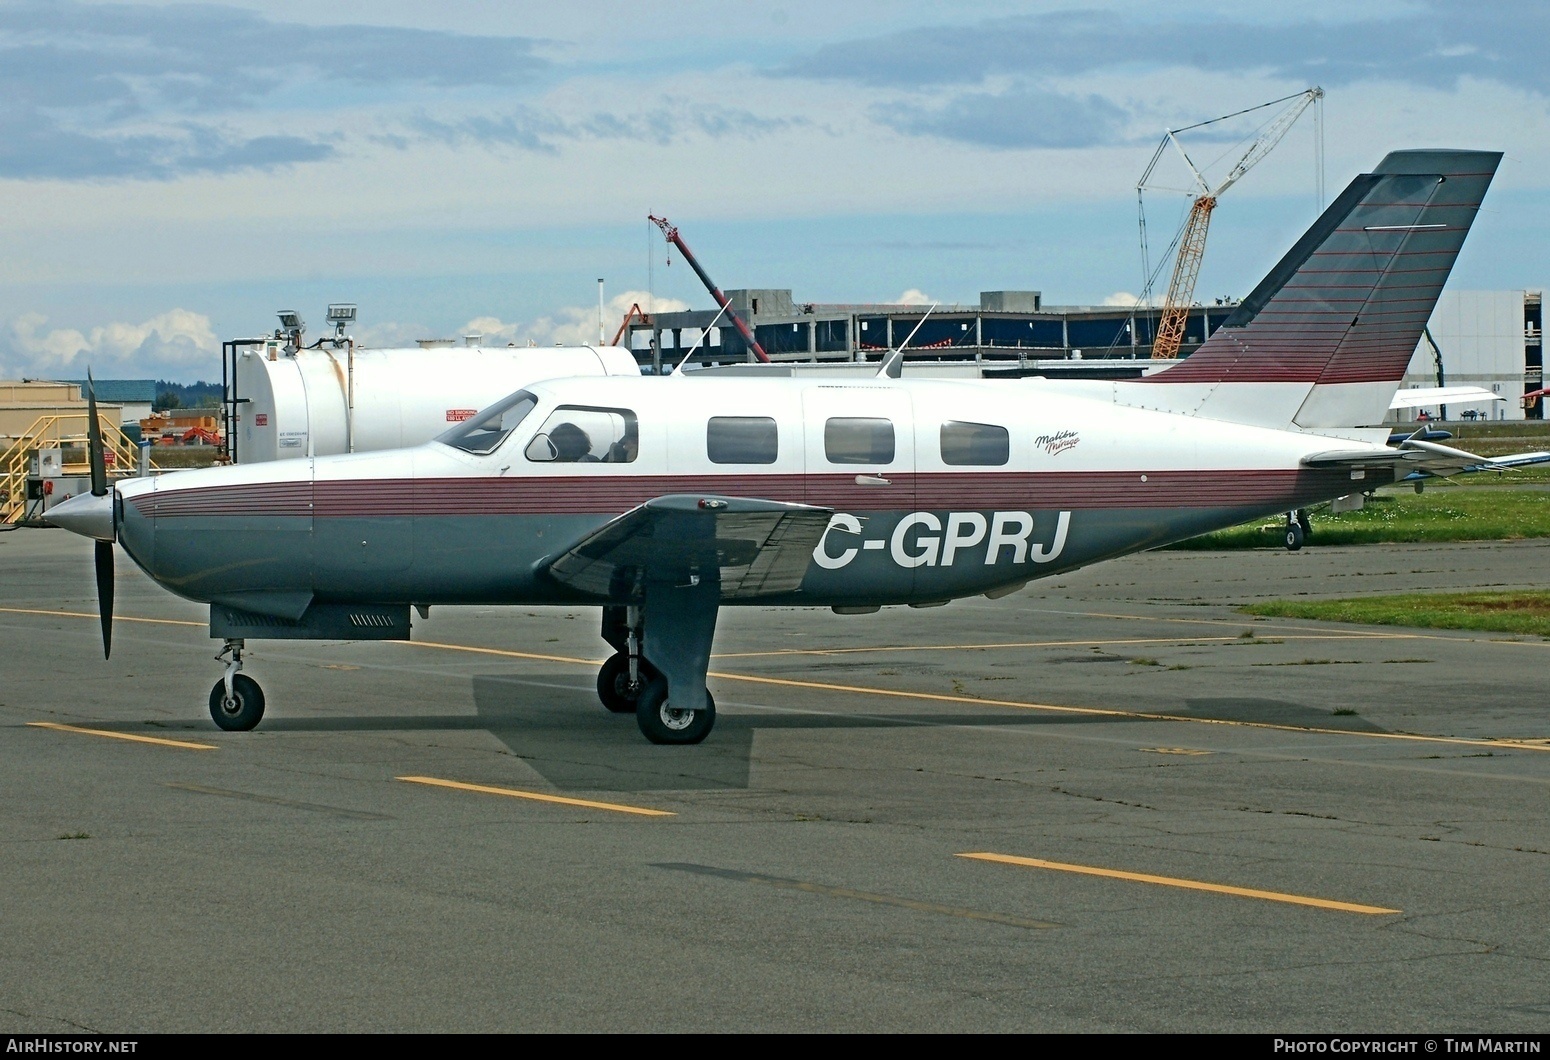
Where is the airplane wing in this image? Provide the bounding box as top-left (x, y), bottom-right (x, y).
top-left (1388, 386), bottom-right (1504, 410)
top-left (539, 494), bottom-right (835, 600)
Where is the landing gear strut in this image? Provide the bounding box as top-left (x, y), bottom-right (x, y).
top-left (600, 584), bottom-right (720, 745)
top-left (209, 639), bottom-right (265, 731)
top-left (599, 606), bottom-right (652, 713)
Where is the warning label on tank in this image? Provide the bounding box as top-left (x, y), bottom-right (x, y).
top-left (446, 409), bottom-right (477, 422)
top-left (254, 414), bottom-right (268, 426)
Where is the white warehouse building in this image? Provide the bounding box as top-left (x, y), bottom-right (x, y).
top-left (1395, 289), bottom-right (1543, 421)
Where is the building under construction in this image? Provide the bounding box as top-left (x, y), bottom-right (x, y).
top-left (628, 286), bottom-right (1544, 420)
top-left (625, 289), bottom-right (1240, 378)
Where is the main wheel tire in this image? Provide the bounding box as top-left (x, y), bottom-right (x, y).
top-left (597, 653), bottom-right (658, 714)
top-left (209, 674), bottom-right (265, 731)
top-left (635, 676), bottom-right (715, 745)
top-left (1284, 523), bottom-right (1305, 552)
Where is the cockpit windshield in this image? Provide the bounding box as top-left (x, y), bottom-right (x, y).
top-left (436, 390), bottom-right (539, 454)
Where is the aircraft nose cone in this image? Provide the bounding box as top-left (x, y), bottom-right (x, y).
top-left (46, 490), bottom-right (116, 542)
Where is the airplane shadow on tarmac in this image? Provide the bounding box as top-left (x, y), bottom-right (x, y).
top-left (99, 677), bottom-right (1388, 794)
top-left (1178, 697), bottom-right (1389, 734)
top-left (460, 671), bottom-right (1146, 792)
top-left (454, 675), bottom-right (1399, 791)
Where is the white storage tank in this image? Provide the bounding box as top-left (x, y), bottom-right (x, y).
top-left (232, 343), bottom-right (640, 462)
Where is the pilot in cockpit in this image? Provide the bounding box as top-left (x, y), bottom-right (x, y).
top-left (549, 421), bottom-right (596, 462)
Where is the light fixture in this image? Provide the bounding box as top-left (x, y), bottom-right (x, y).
top-left (327, 303), bottom-right (357, 344)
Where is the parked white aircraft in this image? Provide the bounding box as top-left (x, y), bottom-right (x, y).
top-left (50, 149), bottom-right (1546, 745)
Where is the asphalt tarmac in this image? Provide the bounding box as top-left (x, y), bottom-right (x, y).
top-left (3, 526), bottom-right (1549, 1032)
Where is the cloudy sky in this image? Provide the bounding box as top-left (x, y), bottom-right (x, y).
top-left (0, 0), bottom-right (1544, 382)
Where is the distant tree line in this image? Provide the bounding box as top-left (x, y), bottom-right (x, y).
top-left (154, 381), bottom-right (222, 412)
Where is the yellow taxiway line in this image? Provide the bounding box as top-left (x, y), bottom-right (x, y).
top-left (711, 632), bottom-right (1409, 659)
top-left (27, 721), bottom-right (217, 750)
top-left (396, 775), bottom-right (674, 817)
top-left (0, 606), bottom-right (204, 628)
top-left (958, 852), bottom-right (1401, 915)
top-left (708, 669), bottom-right (1550, 754)
top-left (409, 639), bottom-right (606, 666)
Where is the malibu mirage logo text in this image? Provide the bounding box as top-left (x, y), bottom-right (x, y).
top-left (1035, 429), bottom-right (1079, 456)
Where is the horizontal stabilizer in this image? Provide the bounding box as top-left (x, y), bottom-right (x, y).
top-left (1302, 435), bottom-right (1550, 478)
top-left (1302, 449), bottom-right (1421, 469)
top-left (1389, 386), bottom-right (1504, 410)
top-left (540, 494), bottom-right (834, 600)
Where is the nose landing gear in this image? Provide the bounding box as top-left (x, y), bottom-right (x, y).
top-left (209, 639), bottom-right (265, 731)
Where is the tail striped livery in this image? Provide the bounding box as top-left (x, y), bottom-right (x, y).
top-left (1124, 149), bottom-right (1501, 431)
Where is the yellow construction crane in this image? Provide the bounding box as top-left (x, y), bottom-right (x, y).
top-left (1140, 87), bottom-right (1324, 360)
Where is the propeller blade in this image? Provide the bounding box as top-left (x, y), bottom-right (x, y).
top-left (94, 539), bottom-right (114, 659)
top-left (86, 370), bottom-right (107, 498)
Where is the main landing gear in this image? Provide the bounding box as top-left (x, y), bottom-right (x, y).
top-left (1284, 509), bottom-right (1312, 552)
top-left (209, 639), bottom-right (265, 731)
top-left (599, 599), bottom-right (718, 745)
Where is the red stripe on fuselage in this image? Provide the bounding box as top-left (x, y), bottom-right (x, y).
top-left (131, 467), bottom-right (1357, 518)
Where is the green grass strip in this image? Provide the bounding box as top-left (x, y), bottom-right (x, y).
top-left (1172, 487), bottom-right (1550, 550)
top-left (1242, 592), bottom-right (1550, 637)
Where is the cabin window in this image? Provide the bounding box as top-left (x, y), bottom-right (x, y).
top-left (939, 421), bottom-right (1009, 466)
top-left (707, 416), bottom-right (778, 464)
top-left (525, 405), bottom-right (638, 463)
top-left (824, 417), bottom-right (894, 464)
top-left (437, 390), bottom-right (537, 454)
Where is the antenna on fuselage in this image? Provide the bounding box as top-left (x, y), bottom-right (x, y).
top-left (875, 303), bottom-right (937, 379)
top-left (668, 300), bottom-right (732, 374)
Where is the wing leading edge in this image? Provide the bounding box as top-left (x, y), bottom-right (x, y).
top-left (539, 494), bottom-right (835, 600)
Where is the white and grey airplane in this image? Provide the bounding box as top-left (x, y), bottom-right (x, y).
top-left (49, 148), bottom-right (1543, 745)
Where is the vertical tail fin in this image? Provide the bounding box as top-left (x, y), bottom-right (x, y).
top-left (1135, 149), bottom-right (1501, 429)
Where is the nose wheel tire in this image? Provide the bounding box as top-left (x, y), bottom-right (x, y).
top-left (635, 676), bottom-right (715, 745)
top-left (209, 674), bottom-right (265, 731)
top-left (597, 653), bottom-right (660, 714)
top-left (1284, 523), bottom-right (1305, 552)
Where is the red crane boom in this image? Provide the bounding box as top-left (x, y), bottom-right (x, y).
top-left (648, 214), bottom-right (770, 364)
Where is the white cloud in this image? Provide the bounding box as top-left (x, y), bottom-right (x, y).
top-left (1102, 291), bottom-right (1142, 306)
top-left (896, 288), bottom-right (934, 305)
top-left (463, 291), bottom-right (690, 348)
top-left (5, 309), bottom-right (217, 378)
top-left (353, 320), bottom-right (436, 349)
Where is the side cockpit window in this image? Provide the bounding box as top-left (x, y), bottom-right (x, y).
top-left (525, 405), bottom-right (639, 463)
top-left (940, 421), bottom-right (1009, 466)
top-left (437, 391), bottom-right (537, 455)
